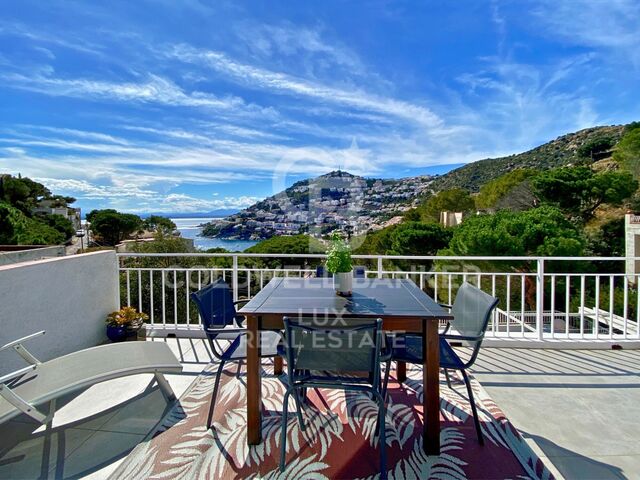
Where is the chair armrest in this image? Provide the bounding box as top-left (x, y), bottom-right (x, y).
top-left (438, 303), bottom-right (452, 310)
top-left (441, 333), bottom-right (482, 342)
top-left (0, 364), bottom-right (38, 385)
top-left (233, 299), bottom-right (250, 306)
top-left (206, 327), bottom-right (247, 336)
top-left (0, 331), bottom-right (45, 365)
top-left (0, 331), bottom-right (45, 352)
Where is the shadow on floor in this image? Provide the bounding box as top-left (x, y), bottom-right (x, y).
top-left (0, 384), bottom-right (179, 480)
top-left (523, 431), bottom-right (628, 480)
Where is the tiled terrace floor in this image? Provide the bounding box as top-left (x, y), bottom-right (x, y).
top-left (474, 348), bottom-right (640, 480)
top-left (1, 340), bottom-right (638, 479)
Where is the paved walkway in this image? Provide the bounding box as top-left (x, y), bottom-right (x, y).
top-left (473, 348), bottom-right (640, 480)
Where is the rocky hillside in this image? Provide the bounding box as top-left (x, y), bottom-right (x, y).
top-left (203, 123), bottom-right (632, 241)
top-left (202, 171), bottom-right (434, 240)
top-left (431, 125), bottom-right (626, 192)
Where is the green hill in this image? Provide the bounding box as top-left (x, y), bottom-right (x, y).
top-left (431, 125), bottom-right (626, 192)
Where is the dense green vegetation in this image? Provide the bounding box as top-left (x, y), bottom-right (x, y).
top-left (244, 234), bottom-right (325, 255)
top-left (356, 221), bottom-right (451, 257)
top-left (613, 123), bottom-right (640, 179)
top-left (0, 174), bottom-right (76, 245)
top-left (532, 167), bottom-right (637, 222)
top-left (442, 206), bottom-right (585, 258)
top-left (475, 169), bottom-right (538, 209)
top-left (406, 188), bottom-right (475, 222)
top-left (0, 203), bottom-right (66, 245)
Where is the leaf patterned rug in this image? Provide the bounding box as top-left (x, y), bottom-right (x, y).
top-left (110, 361), bottom-right (554, 480)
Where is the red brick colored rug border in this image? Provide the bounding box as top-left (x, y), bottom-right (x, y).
top-left (110, 362), bottom-right (554, 480)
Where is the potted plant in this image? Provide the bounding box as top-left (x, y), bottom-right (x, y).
top-left (325, 231), bottom-right (353, 296)
top-left (105, 307), bottom-right (149, 342)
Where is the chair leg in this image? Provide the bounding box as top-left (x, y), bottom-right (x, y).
top-left (292, 388), bottom-right (306, 431)
top-left (376, 392), bottom-right (387, 480)
top-left (280, 390), bottom-right (292, 472)
top-left (213, 360), bottom-right (226, 405)
top-left (235, 359), bottom-right (243, 378)
top-left (382, 360), bottom-right (391, 401)
top-left (461, 370), bottom-right (484, 445)
top-left (207, 360), bottom-right (226, 428)
top-left (444, 368), bottom-right (452, 389)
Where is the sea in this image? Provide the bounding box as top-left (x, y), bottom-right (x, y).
top-left (171, 218), bottom-right (258, 252)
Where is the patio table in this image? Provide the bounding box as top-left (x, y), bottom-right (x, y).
top-left (239, 276), bottom-right (453, 455)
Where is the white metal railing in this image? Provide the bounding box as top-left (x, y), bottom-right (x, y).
top-left (116, 253), bottom-right (640, 345)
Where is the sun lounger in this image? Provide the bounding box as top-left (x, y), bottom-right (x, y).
top-left (0, 331), bottom-right (182, 425)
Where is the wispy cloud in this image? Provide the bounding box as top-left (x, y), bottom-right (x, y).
top-left (1, 72), bottom-right (250, 110)
top-left (531, 0), bottom-right (640, 64)
top-left (166, 44), bottom-right (443, 129)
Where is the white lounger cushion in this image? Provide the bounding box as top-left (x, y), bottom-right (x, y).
top-left (0, 341), bottom-right (182, 424)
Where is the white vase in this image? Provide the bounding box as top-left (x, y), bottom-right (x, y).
top-left (334, 271), bottom-right (353, 296)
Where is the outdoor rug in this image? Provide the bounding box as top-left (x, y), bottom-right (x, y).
top-left (110, 361), bottom-right (554, 480)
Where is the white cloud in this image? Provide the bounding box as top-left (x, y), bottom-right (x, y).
top-left (531, 0), bottom-right (640, 64)
top-left (167, 44), bottom-right (443, 129)
top-left (1, 72), bottom-right (249, 110)
top-left (32, 177), bottom-right (263, 213)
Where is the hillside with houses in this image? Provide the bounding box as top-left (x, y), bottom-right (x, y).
top-left (202, 171), bottom-right (434, 240)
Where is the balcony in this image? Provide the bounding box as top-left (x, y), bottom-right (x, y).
top-left (0, 251), bottom-right (639, 479)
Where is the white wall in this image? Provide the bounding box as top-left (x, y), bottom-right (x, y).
top-left (0, 245), bottom-right (66, 267)
top-left (0, 251), bottom-right (119, 374)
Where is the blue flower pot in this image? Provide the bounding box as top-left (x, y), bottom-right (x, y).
top-left (106, 325), bottom-right (128, 342)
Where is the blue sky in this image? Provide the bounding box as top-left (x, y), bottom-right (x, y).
top-left (0, 1), bottom-right (639, 214)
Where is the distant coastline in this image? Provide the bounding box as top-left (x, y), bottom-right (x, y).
top-left (171, 217), bottom-right (258, 252)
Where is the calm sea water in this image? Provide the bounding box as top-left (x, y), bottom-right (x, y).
top-left (171, 218), bottom-right (258, 252)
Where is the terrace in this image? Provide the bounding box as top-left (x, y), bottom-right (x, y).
top-left (1, 250), bottom-right (639, 479)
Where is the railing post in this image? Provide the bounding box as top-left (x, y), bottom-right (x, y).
top-left (536, 258), bottom-right (545, 341)
top-left (377, 256), bottom-right (383, 279)
top-left (232, 255), bottom-right (239, 302)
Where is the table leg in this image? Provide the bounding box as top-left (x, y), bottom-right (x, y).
top-left (274, 356), bottom-right (283, 375)
top-left (397, 361), bottom-right (407, 383)
top-left (423, 319), bottom-right (440, 455)
top-left (247, 315), bottom-right (262, 445)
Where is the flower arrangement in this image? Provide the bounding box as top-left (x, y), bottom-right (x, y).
top-left (106, 306), bottom-right (149, 329)
top-left (325, 231), bottom-right (353, 274)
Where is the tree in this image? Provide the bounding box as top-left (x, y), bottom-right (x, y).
top-left (476, 169), bottom-right (538, 209)
top-left (356, 221), bottom-right (452, 256)
top-left (143, 215), bottom-right (177, 234)
top-left (245, 234), bottom-right (325, 269)
top-left (418, 189), bottom-right (475, 222)
top-left (0, 203), bottom-right (65, 245)
top-left (443, 206), bottom-right (585, 257)
top-left (533, 166), bottom-right (638, 222)
top-left (613, 127), bottom-right (640, 179)
top-left (577, 135), bottom-right (616, 160)
top-left (37, 213), bottom-right (75, 240)
top-left (0, 175), bottom-right (50, 214)
top-left (89, 209), bottom-right (142, 246)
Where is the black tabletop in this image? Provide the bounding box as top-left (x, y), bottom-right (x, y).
top-left (239, 277), bottom-right (453, 319)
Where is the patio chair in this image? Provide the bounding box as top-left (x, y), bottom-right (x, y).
top-left (315, 265), bottom-right (330, 277)
top-left (279, 316), bottom-right (389, 478)
top-left (384, 282), bottom-right (498, 444)
top-left (354, 265), bottom-right (366, 278)
top-left (316, 265), bottom-right (366, 278)
top-left (0, 333), bottom-right (182, 425)
top-left (190, 278), bottom-right (282, 413)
